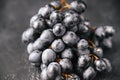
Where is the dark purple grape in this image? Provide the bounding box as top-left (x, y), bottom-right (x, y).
top-left (50, 11), bottom-right (63, 23)
top-left (49, 1), bottom-right (61, 10)
top-left (62, 31), bottom-right (80, 46)
top-left (93, 47), bottom-right (103, 58)
top-left (42, 49), bottom-right (56, 65)
top-left (22, 28), bottom-right (35, 44)
top-left (61, 48), bottom-right (74, 60)
top-left (77, 55), bottom-right (91, 68)
top-left (40, 29), bottom-right (55, 44)
top-left (63, 14), bottom-right (80, 28)
top-left (94, 59), bottom-right (107, 72)
top-left (51, 39), bottom-right (65, 53)
top-left (103, 58), bottom-right (112, 72)
top-left (83, 66), bottom-right (96, 80)
top-left (77, 39), bottom-right (89, 50)
top-left (47, 62), bottom-right (61, 79)
top-left (29, 50), bottom-right (42, 63)
top-left (70, 1), bottom-right (87, 13)
top-left (53, 23), bottom-right (66, 37)
top-left (38, 5), bottom-right (54, 18)
top-left (59, 59), bottom-right (73, 73)
top-left (104, 26), bottom-right (115, 37)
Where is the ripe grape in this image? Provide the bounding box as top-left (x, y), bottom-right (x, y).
top-left (42, 49), bottom-right (56, 65)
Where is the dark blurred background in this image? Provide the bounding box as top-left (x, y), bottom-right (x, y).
top-left (0, 0), bottom-right (120, 80)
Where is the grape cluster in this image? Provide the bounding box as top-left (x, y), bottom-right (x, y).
top-left (22, 0), bottom-right (115, 80)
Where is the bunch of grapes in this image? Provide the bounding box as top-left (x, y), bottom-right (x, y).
top-left (22, 0), bottom-right (115, 80)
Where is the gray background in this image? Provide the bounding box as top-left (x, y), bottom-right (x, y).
top-left (0, 0), bottom-right (120, 80)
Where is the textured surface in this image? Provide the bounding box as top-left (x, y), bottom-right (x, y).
top-left (0, 0), bottom-right (120, 80)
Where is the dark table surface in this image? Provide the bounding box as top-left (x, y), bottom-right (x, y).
top-left (0, 0), bottom-right (120, 80)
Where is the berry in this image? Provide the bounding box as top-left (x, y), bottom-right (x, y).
top-left (53, 23), bottom-right (66, 37)
top-left (42, 49), bottom-right (56, 65)
top-left (51, 39), bottom-right (65, 53)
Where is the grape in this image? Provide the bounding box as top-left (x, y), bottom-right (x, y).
top-left (40, 29), bottom-right (55, 44)
top-left (61, 48), bottom-right (74, 60)
top-left (53, 23), bottom-right (66, 37)
top-left (21, 28), bottom-right (35, 44)
top-left (78, 23), bottom-right (89, 34)
top-left (49, 1), bottom-right (62, 10)
top-left (103, 58), bottom-right (112, 72)
top-left (63, 14), bottom-right (80, 28)
top-left (59, 59), bottom-right (73, 73)
top-left (29, 50), bottom-right (42, 63)
top-left (64, 11), bottom-right (80, 32)
top-left (95, 26), bottom-right (105, 39)
top-left (38, 5), bottom-right (54, 18)
top-left (104, 26), bottom-right (115, 37)
top-left (62, 31), bottom-right (80, 46)
top-left (50, 11), bottom-right (63, 23)
top-left (70, 1), bottom-right (87, 14)
top-left (102, 37), bottom-right (112, 48)
top-left (30, 14), bottom-right (39, 27)
top-left (42, 49), bottom-right (56, 65)
top-left (31, 17), bottom-right (46, 32)
top-left (83, 66), bottom-right (96, 80)
top-left (51, 39), bottom-right (65, 53)
top-left (77, 39), bottom-right (89, 50)
top-left (94, 59), bottom-right (107, 72)
top-left (47, 62), bottom-right (61, 79)
top-left (93, 47), bottom-right (103, 58)
top-left (77, 55), bottom-right (91, 68)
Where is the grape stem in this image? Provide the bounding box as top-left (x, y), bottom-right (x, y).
top-left (88, 40), bottom-right (96, 48)
top-left (89, 53), bottom-right (99, 63)
top-left (62, 73), bottom-right (74, 80)
top-left (59, 0), bottom-right (70, 12)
